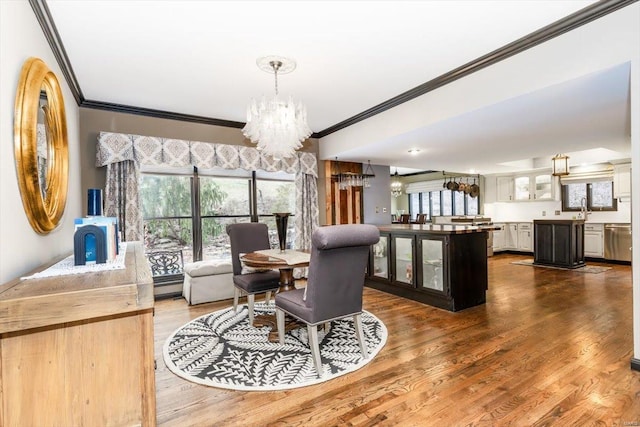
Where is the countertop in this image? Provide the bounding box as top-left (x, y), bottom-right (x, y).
top-left (379, 224), bottom-right (502, 235)
top-left (533, 219), bottom-right (585, 224)
top-left (0, 242), bottom-right (153, 334)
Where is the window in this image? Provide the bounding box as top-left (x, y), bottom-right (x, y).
top-left (140, 167), bottom-right (295, 265)
top-left (407, 189), bottom-right (479, 220)
top-left (466, 194), bottom-right (479, 215)
top-left (409, 193), bottom-right (420, 218)
top-left (255, 178), bottom-right (296, 249)
top-left (453, 191), bottom-right (464, 215)
top-left (561, 182), bottom-right (617, 212)
top-left (441, 190), bottom-right (453, 215)
top-left (431, 191), bottom-right (441, 217)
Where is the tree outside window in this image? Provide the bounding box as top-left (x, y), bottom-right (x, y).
top-left (561, 182), bottom-right (617, 212)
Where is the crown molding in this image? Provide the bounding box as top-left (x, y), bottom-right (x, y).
top-left (81, 100), bottom-right (247, 129)
top-left (315, 0), bottom-right (638, 138)
top-left (30, 0), bottom-right (637, 138)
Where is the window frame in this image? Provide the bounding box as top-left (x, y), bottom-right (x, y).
top-left (140, 166), bottom-right (295, 264)
top-left (561, 182), bottom-right (617, 212)
top-left (408, 190), bottom-right (479, 219)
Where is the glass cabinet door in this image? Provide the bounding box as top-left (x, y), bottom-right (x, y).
top-left (419, 238), bottom-right (444, 292)
top-left (534, 174), bottom-right (552, 200)
top-left (392, 235), bottom-right (414, 286)
top-left (514, 176), bottom-right (530, 200)
top-left (371, 235), bottom-right (389, 280)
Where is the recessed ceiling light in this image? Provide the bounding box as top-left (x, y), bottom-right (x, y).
top-left (408, 149), bottom-right (420, 155)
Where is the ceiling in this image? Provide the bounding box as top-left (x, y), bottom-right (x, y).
top-left (44, 0), bottom-right (632, 175)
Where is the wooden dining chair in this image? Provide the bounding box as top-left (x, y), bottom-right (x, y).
top-left (399, 214), bottom-right (411, 224)
top-left (415, 214), bottom-right (427, 224)
top-left (275, 224), bottom-right (380, 378)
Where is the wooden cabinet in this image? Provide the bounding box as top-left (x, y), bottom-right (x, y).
top-left (371, 234), bottom-right (389, 280)
top-left (496, 176), bottom-right (514, 202)
top-left (391, 234), bottom-right (415, 287)
top-left (0, 243), bottom-right (156, 426)
top-left (584, 223), bottom-right (604, 258)
top-left (367, 225), bottom-right (491, 312)
top-left (534, 219), bottom-right (585, 268)
top-left (505, 223), bottom-right (518, 249)
top-left (492, 223), bottom-right (505, 251)
top-left (614, 163), bottom-right (631, 200)
top-left (518, 223), bottom-right (533, 252)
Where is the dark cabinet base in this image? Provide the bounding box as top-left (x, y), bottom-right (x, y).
top-left (365, 279), bottom-right (486, 312)
top-left (533, 220), bottom-right (585, 269)
top-left (367, 228), bottom-right (489, 312)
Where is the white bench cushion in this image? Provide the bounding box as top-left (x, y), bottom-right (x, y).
top-left (184, 260), bottom-right (232, 277)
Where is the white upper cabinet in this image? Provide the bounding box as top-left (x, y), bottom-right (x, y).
top-left (514, 176), bottom-right (530, 201)
top-left (496, 176), bottom-right (514, 202)
top-left (533, 174), bottom-right (554, 200)
top-left (513, 172), bottom-right (555, 201)
top-left (613, 163), bottom-right (631, 200)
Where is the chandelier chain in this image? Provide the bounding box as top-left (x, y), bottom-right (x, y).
top-left (270, 60), bottom-right (281, 96)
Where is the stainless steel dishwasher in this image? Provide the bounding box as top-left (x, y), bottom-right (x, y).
top-left (604, 223), bottom-right (632, 262)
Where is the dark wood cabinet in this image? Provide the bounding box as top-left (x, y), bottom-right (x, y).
top-left (367, 225), bottom-right (491, 312)
top-left (534, 219), bottom-right (585, 269)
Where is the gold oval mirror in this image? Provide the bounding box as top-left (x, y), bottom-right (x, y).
top-left (14, 57), bottom-right (68, 234)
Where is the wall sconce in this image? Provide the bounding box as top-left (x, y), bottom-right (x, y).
top-left (551, 154), bottom-right (569, 176)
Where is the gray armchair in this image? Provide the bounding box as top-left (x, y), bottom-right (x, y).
top-left (275, 224), bottom-right (380, 377)
top-left (227, 223), bottom-right (280, 324)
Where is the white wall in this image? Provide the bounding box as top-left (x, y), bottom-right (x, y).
top-left (0, 0), bottom-right (82, 283)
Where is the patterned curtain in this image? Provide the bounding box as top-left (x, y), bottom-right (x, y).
top-left (294, 171), bottom-right (319, 278)
top-left (97, 131), bottom-right (319, 248)
top-left (104, 160), bottom-right (142, 242)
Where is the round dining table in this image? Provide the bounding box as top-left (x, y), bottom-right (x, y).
top-left (239, 249), bottom-right (310, 341)
top-left (240, 250), bottom-right (310, 293)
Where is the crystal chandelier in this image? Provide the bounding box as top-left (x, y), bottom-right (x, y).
top-left (391, 168), bottom-right (403, 197)
top-left (242, 56), bottom-right (312, 160)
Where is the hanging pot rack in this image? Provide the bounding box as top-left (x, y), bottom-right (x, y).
top-left (441, 171), bottom-right (481, 198)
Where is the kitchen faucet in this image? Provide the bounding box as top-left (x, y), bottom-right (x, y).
top-left (579, 197), bottom-right (591, 219)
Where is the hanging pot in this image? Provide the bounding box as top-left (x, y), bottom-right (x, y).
top-left (458, 180), bottom-right (467, 193)
top-left (443, 175), bottom-right (448, 189)
top-left (470, 178), bottom-right (480, 198)
top-left (463, 178), bottom-right (472, 195)
top-left (447, 177), bottom-right (459, 191)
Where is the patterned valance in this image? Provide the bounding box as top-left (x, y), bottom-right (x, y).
top-left (96, 132), bottom-right (318, 177)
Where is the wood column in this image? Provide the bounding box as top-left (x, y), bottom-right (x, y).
top-left (324, 159), bottom-right (363, 225)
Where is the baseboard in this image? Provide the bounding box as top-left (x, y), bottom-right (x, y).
top-left (631, 358), bottom-right (640, 371)
top-left (491, 250), bottom-right (532, 256)
top-left (154, 281), bottom-right (183, 301)
top-left (155, 291), bottom-right (183, 301)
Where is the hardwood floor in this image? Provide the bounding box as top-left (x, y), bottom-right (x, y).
top-left (154, 254), bottom-right (640, 426)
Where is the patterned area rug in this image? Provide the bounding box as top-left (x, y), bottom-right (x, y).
top-left (163, 302), bottom-right (387, 391)
top-left (511, 259), bottom-right (612, 273)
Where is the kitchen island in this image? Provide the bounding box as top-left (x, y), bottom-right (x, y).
top-left (367, 223), bottom-right (499, 312)
top-left (533, 219), bottom-right (585, 268)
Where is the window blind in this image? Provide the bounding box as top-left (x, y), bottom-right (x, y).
top-left (405, 180), bottom-right (446, 194)
top-left (560, 163), bottom-right (613, 185)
